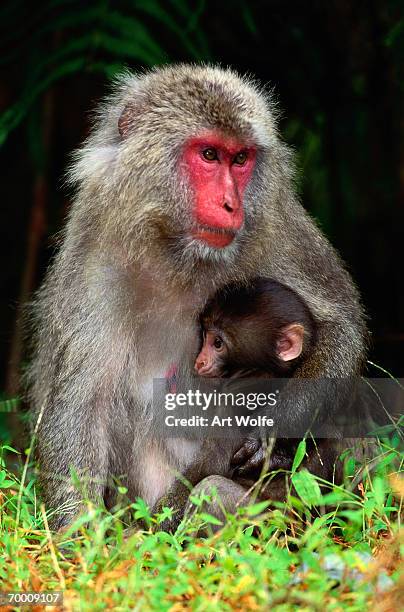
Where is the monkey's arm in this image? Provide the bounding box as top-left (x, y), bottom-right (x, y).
top-left (233, 203), bottom-right (368, 473)
top-left (27, 262), bottom-right (125, 530)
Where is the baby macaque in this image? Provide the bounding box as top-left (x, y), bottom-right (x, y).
top-left (155, 278), bottom-right (321, 532)
top-left (195, 277), bottom-right (315, 378)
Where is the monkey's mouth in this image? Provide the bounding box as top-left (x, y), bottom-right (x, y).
top-left (197, 368), bottom-right (222, 378)
top-left (192, 225), bottom-right (237, 248)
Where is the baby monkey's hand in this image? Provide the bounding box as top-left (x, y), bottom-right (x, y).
top-left (232, 436), bottom-right (294, 476)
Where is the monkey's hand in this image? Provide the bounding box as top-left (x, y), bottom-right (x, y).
top-left (232, 438), bottom-right (295, 476)
top-left (231, 437), bottom-right (264, 475)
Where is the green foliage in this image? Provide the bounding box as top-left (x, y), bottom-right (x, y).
top-left (291, 469), bottom-right (322, 508)
top-left (0, 0), bottom-right (210, 147)
top-left (0, 395), bottom-right (20, 414)
top-left (0, 395), bottom-right (20, 443)
top-left (291, 438), bottom-right (306, 471)
top-left (0, 441), bottom-right (402, 609)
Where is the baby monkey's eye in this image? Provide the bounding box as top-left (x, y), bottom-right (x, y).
top-left (233, 151), bottom-right (248, 165)
top-left (213, 336), bottom-right (223, 350)
top-left (202, 147), bottom-right (218, 161)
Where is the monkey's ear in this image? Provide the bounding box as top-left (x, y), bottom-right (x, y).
top-left (277, 324), bottom-right (304, 361)
top-left (118, 103), bottom-right (136, 138)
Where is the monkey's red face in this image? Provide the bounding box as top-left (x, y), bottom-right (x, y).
top-left (183, 133), bottom-right (256, 248)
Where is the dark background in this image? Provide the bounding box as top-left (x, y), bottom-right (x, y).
top-left (0, 1), bottom-right (403, 432)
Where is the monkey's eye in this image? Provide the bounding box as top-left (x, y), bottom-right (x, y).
top-left (202, 147), bottom-right (218, 161)
top-left (233, 151), bottom-right (248, 165)
top-left (213, 336), bottom-right (223, 350)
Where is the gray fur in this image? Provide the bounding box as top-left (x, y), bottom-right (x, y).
top-left (26, 64), bottom-right (367, 528)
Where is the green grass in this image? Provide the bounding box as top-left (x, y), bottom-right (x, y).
top-left (0, 438), bottom-right (402, 611)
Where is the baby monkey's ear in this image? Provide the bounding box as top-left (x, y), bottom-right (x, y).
top-left (276, 323), bottom-right (305, 361)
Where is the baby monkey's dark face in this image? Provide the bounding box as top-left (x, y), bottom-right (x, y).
top-left (194, 320), bottom-right (305, 378)
top-left (194, 327), bottom-right (229, 377)
top-left (194, 278), bottom-right (313, 379)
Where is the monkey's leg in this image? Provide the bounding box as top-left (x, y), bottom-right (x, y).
top-left (183, 475), bottom-right (255, 535)
top-left (142, 474), bottom-right (251, 536)
top-left (152, 476), bottom-right (193, 533)
top-left (37, 405), bottom-right (110, 530)
top-left (152, 438), bottom-right (241, 533)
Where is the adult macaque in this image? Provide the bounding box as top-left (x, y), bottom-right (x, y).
top-left (28, 65), bottom-right (367, 530)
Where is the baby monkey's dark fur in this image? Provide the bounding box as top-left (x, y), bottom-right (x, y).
top-left (155, 278), bottom-right (332, 533)
top-left (200, 277), bottom-right (316, 377)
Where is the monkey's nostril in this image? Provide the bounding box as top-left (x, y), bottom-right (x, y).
top-left (223, 202), bottom-right (233, 213)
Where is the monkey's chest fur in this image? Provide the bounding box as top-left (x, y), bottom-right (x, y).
top-left (113, 267), bottom-right (206, 507)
